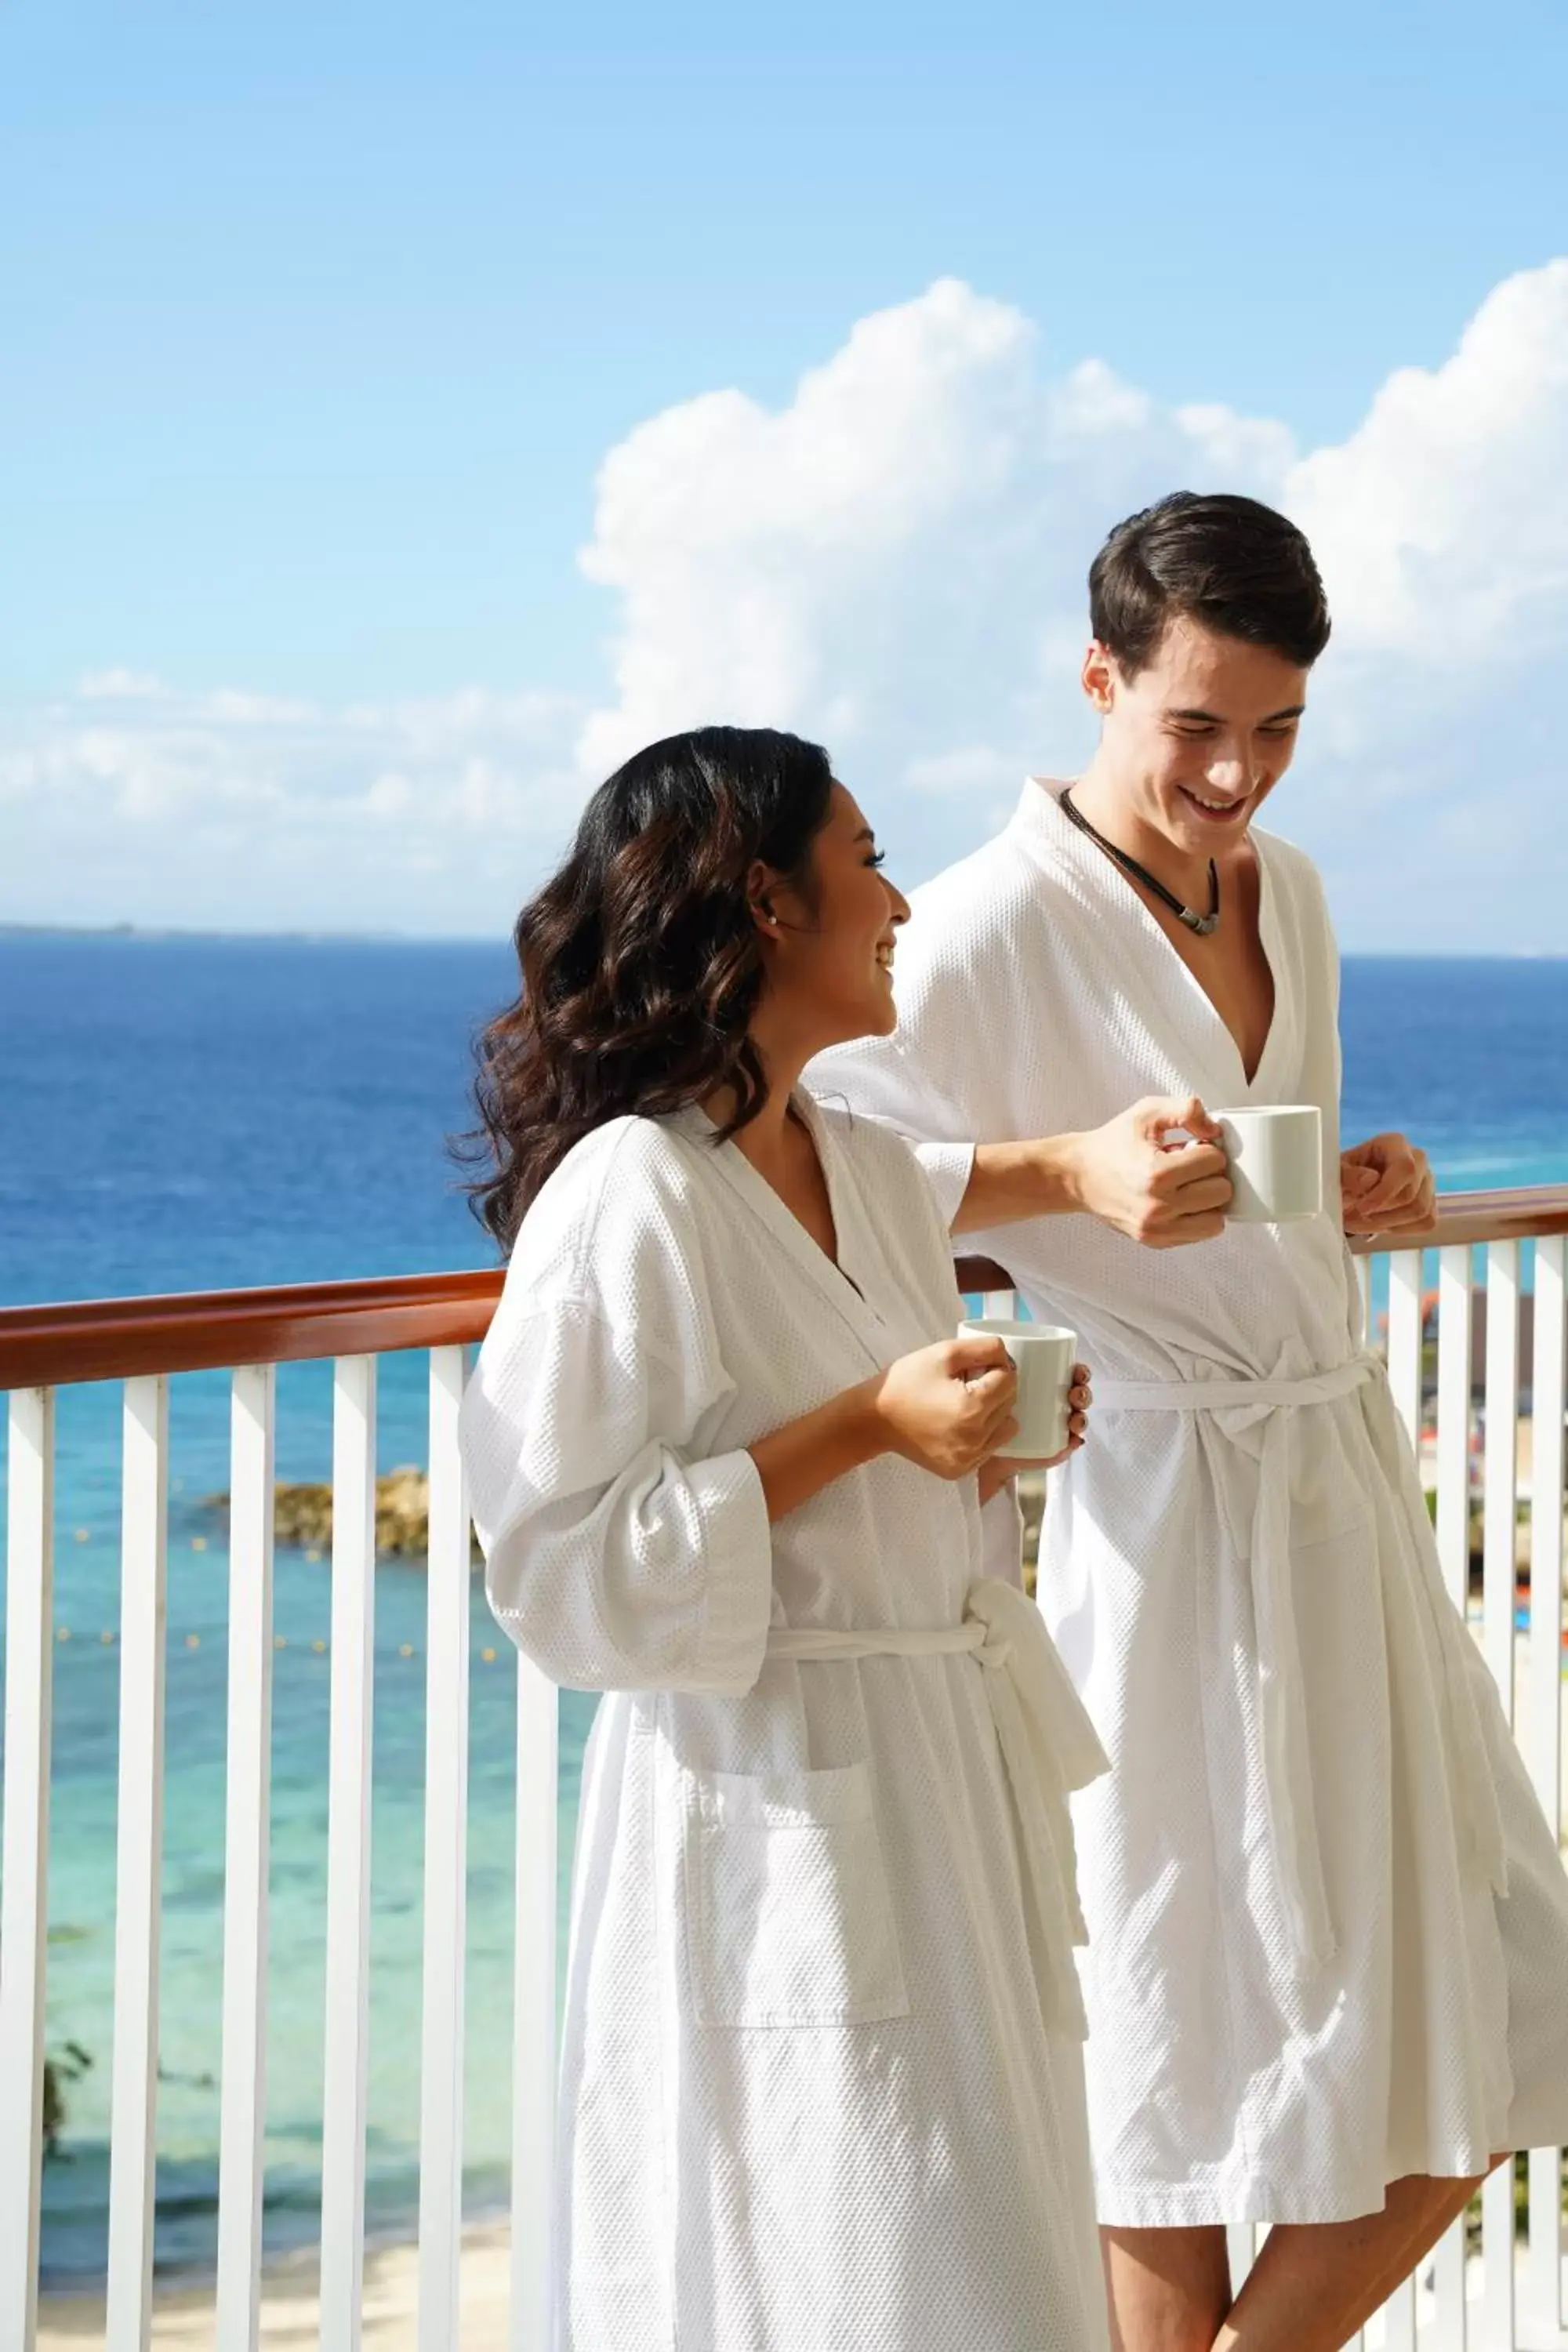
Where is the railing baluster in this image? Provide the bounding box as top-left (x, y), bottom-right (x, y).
top-left (321, 1356), bottom-right (379, 2350)
top-left (1387, 1250), bottom-right (1424, 1444)
top-left (1381, 2279), bottom-right (1417, 2347)
top-left (1429, 1253), bottom-right (1473, 2350)
top-left (1479, 1265), bottom-right (1515, 2352)
top-left (419, 1345), bottom-right (472, 2350)
top-left (0, 1386), bottom-right (56, 2352)
top-left (1374, 2270), bottom-right (1416, 2347)
top-left (510, 1655), bottom-right (558, 2351)
top-left (106, 1374), bottom-right (170, 2352)
top-left (216, 1363), bottom-right (278, 2352)
top-left (1483, 1241), bottom-right (1521, 1709)
top-left (1430, 2214), bottom-right (1468, 2349)
top-left (1481, 2161), bottom-right (1515, 2350)
top-left (1526, 1232), bottom-right (1566, 2337)
top-left (1436, 1246), bottom-right (1475, 1617)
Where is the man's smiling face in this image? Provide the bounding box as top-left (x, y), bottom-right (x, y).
top-left (1083, 613), bottom-right (1309, 862)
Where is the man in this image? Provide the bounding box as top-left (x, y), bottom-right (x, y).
top-left (812, 493), bottom-right (1568, 2351)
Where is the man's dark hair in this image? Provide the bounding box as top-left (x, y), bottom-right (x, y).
top-left (1089, 492), bottom-right (1331, 677)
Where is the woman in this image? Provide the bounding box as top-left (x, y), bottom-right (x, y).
top-left (460, 726), bottom-right (1110, 2352)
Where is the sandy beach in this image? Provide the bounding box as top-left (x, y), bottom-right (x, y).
top-left (37, 2223), bottom-right (514, 2349)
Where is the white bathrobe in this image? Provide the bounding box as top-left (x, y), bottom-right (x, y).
top-left (462, 1091), bottom-right (1113, 2349)
top-left (812, 776), bottom-right (1568, 2227)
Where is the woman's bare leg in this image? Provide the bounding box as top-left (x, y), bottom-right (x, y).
top-left (1101, 2224), bottom-right (1232, 2352)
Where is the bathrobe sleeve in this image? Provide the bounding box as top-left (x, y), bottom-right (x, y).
top-left (460, 1131), bottom-right (775, 1695)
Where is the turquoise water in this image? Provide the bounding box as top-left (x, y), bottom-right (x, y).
top-left (2, 936), bottom-right (1566, 2285)
top-left (33, 1388), bottom-right (591, 2283)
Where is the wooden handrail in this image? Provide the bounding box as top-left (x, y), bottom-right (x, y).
top-left (0, 1268), bottom-right (506, 1391)
top-left (958, 1185), bottom-right (1568, 1298)
top-left (2, 1185), bottom-right (1565, 1392)
top-left (1366, 1185), bottom-right (1568, 1250)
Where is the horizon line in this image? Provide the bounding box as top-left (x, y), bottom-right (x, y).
top-left (2, 920), bottom-right (1565, 962)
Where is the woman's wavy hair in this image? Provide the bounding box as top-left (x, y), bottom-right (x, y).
top-left (463, 725), bottom-right (836, 1250)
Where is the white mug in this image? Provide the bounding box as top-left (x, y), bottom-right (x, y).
top-left (958, 1318), bottom-right (1077, 1459)
top-left (1211, 1103), bottom-right (1323, 1223)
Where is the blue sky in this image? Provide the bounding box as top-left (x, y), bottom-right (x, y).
top-left (4, 0), bottom-right (1566, 946)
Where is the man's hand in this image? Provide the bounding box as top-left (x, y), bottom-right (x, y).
top-left (1340, 1132), bottom-right (1436, 1236)
top-left (1068, 1095), bottom-right (1232, 1249)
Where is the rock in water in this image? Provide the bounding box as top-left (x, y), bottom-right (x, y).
top-left (205, 1467), bottom-right (481, 1565)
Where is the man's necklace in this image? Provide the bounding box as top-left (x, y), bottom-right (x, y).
top-left (1058, 786), bottom-right (1221, 937)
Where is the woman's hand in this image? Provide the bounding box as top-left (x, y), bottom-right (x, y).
top-left (975, 1365), bottom-right (1093, 1504)
top-left (868, 1334), bottom-right (1020, 1479)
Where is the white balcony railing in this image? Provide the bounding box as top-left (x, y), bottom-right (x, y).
top-left (1, 1193), bottom-right (1566, 2349)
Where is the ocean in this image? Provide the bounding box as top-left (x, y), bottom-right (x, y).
top-left (2, 933), bottom-right (1566, 2287)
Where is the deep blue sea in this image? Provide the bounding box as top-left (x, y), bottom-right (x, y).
top-left (2, 935), bottom-right (1566, 2288)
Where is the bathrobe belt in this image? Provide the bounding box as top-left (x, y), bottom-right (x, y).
top-left (1094, 1352), bottom-right (1508, 1979)
top-left (765, 1579), bottom-right (1110, 2034)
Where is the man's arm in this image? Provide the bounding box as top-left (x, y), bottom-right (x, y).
top-left (956, 1095), bottom-right (1234, 1249)
top-left (811, 880), bottom-right (1231, 1250)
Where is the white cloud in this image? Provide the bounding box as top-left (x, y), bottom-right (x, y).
top-left (8, 264), bottom-right (1568, 948)
top-left (1287, 260), bottom-right (1568, 663)
top-left (1, 682), bottom-right (584, 935)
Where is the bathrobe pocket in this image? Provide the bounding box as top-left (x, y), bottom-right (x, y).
top-left (681, 1760), bottom-right (910, 2027)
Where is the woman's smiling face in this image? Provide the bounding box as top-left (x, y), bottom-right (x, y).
top-left (757, 782), bottom-right (910, 1050)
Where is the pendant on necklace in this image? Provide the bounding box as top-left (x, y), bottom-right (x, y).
top-left (1060, 787), bottom-right (1222, 938)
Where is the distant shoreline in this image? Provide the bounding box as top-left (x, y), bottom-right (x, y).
top-left (4, 924), bottom-right (1565, 960)
top-left (0, 920), bottom-right (423, 946)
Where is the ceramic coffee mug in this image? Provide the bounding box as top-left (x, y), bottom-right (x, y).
top-left (958, 1318), bottom-right (1078, 1459)
top-left (1211, 1103), bottom-right (1323, 1223)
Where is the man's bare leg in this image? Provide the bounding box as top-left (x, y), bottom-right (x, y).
top-left (1101, 2161), bottom-right (1504, 2352)
top-left (1101, 2224), bottom-right (1232, 2352)
top-left (1333, 2162), bottom-right (1502, 2340)
top-left (1212, 2161), bottom-right (1504, 2351)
